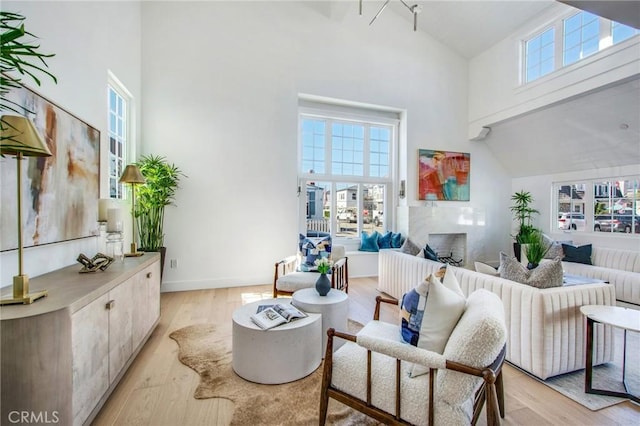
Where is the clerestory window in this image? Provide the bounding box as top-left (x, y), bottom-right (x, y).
top-left (524, 11), bottom-right (638, 83)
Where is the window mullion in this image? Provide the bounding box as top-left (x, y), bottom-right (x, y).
top-left (554, 20), bottom-right (563, 71)
top-left (326, 118), bottom-right (332, 175)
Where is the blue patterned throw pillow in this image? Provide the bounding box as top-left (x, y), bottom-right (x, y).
top-left (298, 235), bottom-right (331, 272)
top-left (400, 280), bottom-right (429, 346)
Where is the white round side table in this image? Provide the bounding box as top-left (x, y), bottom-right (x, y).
top-left (580, 305), bottom-right (640, 404)
top-left (232, 298), bottom-right (321, 384)
top-left (292, 288), bottom-right (349, 356)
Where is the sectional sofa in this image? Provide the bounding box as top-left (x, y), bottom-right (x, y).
top-left (559, 246), bottom-right (640, 307)
top-left (378, 249), bottom-right (616, 380)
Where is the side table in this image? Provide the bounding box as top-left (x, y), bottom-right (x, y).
top-left (580, 305), bottom-right (639, 403)
top-left (292, 288), bottom-right (349, 355)
top-left (232, 298), bottom-right (321, 384)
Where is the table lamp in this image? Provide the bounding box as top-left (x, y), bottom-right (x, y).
top-left (0, 115), bottom-right (52, 305)
top-left (119, 164), bottom-right (145, 257)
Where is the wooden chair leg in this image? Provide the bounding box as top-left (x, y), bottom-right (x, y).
top-left (318, 329), bottom-right (335, 426)
top-left (496, 369), bottom-right (505, 418)
top-left (273, 262), bottom-right (280, 298)
top-left (485, 382), bottom-right (500, 426)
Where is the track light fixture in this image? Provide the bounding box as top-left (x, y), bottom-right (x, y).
top-left (359, 0), bottom-right (422, 31)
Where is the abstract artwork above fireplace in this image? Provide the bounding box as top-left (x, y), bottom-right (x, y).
top-left (418, 149), bottom-right (470, 201)
top-left (0, 86), bottom-right (100, 251)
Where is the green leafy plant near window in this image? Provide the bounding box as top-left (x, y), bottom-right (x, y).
top-left (1, 11), bottom-right (57, 146)
top-left (134, 155), bottom-right (185, 251)
top-left (510, 190), bottom-right (540, 244)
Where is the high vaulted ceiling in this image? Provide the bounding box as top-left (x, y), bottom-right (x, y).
top-left (483, 77), bottom-right (640, 177)
top-left (384, 0), bottom-right (556, 58)
top-left (376, 0), bottom-right (639, 177)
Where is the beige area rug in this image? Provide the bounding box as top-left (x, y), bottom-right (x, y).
top-left (169, 320), bottom-right (379, 426)
top-left (528, 327), bottom-right (639, 411)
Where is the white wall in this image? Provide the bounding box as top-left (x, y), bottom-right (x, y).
top-left (0, 1), bottom-right (141, 287)
top-left (512, 165), bottom-right (640, 252)
top-left (141, 1), bottom-right (512, 291)
top-left (468, 2), bottom-right (640, 138)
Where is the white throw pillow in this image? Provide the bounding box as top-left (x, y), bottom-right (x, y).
top-left (410, 272), bottom-right (466, 377)
top-left (474, 261), bottom-right (499, 276)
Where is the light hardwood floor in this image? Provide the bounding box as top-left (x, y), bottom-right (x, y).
top-left (94, 277), bottom-right (640, 425)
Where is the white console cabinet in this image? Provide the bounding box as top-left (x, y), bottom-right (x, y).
top-left (0, 254), bottom-right (161, 426)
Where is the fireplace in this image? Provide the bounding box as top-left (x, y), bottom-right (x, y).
top-left (428, 233), bottom-right (466, 266)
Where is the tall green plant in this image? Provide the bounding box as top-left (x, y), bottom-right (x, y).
top-left (1, 11), bottom-right (57, 150)
top-left (510, 190), bottom-right (540, 243)
top-left (134, 155), bottom-right (185, 251)
top-left (1, 12), bottom-right (56, 112)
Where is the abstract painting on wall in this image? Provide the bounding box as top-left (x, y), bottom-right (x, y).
top-left (418, 149), bottom-right (470, 201)
top-left (0, 86), bottom-right (100, 251)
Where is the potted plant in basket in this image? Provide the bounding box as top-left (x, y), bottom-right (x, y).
top-left (510, 190), bottom-right (540, 262)
top-left (134, 154), bottom-right (185, 277)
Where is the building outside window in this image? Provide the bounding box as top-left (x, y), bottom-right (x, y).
top-left (299, 102), bottom-right (398, 242)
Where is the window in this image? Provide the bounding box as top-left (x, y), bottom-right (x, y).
top-left (299, 102), bottom-right (397, 241)
top-left (524, 11), bottom-right (638, 83)
top-left (612, 21), bottom-right (639, 44)
top-left (554, 177), bottom-right (639, 235)
top-left (526, 28), bottom-right (555, 82)
top-left (563, 11), bottom-right (600, 66)
top-left (593, 179), bottom-right (640, 234)
top-left (107, 73), bottom-right (133, 199)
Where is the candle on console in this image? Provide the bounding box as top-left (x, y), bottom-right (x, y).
top-left (107, 207), bottom-right (123, 233)
top-left (98, 198), bottom-right (112, 222)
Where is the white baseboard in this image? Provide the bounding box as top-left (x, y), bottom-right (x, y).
top-left (161, 276), bottom-right (268, 292)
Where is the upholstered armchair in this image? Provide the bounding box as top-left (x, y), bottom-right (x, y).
top-left (273, 245), bottom-right (348, 298)
top-left (319, 289), bottom-right (507, 425)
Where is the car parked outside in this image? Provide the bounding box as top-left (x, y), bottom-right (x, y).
top-left (596, 215), bottom-right (640, 233)
top-left (558, 212), bottom-right (585, 231)
top-left (337, 209), bottom-right (357, 223)
top-left (593, 215), bottom-right (611, 231)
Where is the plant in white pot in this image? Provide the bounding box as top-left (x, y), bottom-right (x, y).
top-left (134, 155), bottom-right (185, 277)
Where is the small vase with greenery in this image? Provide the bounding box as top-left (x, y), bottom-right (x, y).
top-left (510, 190), bottom-right (540, 261)
top-left (134, 155), bottom-right (185, 274)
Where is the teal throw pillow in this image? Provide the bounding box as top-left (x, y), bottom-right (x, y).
top-left (562, 243), bottom-right (592, 265)
top-left (359, 231), bottom-right (380, 252)
top-left (378, 231), bottom-right (392, 249)
top-left (391, 232), bottom-right (404, 248)
top-left (423, 244), bottom-right (439, 261)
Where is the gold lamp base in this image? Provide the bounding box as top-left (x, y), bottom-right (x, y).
top-left (125, 242), bottom-right (144, 257)
top-left (0, 275), bottom-right (48, 305)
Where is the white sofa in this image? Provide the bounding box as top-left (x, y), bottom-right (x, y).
top-left (560, 246), bottom-right (640, 307)
top-left (378, 249), bottom-right (616, 380)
